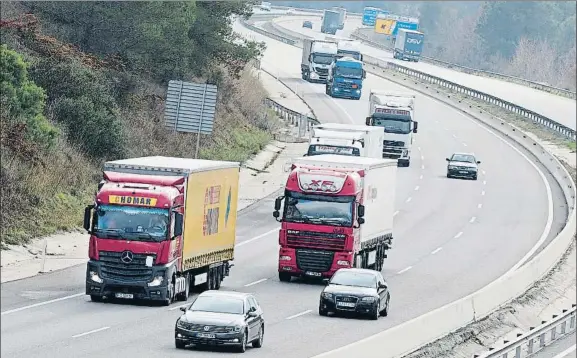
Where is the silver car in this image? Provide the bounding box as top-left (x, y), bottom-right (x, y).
top-left (175, 291), bottom-right (265, 353)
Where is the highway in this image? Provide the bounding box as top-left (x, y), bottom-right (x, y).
top-left (533, 334), bottom-right (576, 358)
top-left (274, 16), bottom-right (577, 130)
top-left (0, 15), bottom-right (569, 358)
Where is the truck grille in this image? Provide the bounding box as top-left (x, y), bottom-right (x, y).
top-left (98, 251), bottom-right (155, 281)
top-left (383, 140), bottom-right (405, 147)
top-left (286, 230), bottom-right (346, 250)
top-left (336, 82), bottom-right (359, 90)
top-left (295, 249), bottom-right (334, 272)
top-left (314, 67), bottom-right (329, 74)
top-left (178, 323), bottom-right (230, 333)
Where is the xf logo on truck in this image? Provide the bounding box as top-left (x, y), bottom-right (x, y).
top-left (203, 185), bottom-right (221, 236)
top-left (406, 38), bottom-right (422, 44)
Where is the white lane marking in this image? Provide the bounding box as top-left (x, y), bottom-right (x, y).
top-left (452, 134), bottom-right (457, 138)
top-left (483, 180), bottom-right (487, 185)
top-left (397, 266), bottom-right (412, 274)
top-left (462, 143), bottom-right (468, 147)
top-left (552, 344), bottom-right (576, 358)
top-left (393, 210), bottom-right (399, 217)
top-left (431, 247), bottom-right (443, 255)
top-left (481, 190), bottom-right (486, 196)
top-left (406, 197), bottom-right (412, 203)
top-left (470, 216), bottom-right (476, 223)
top-left (417, 146), bottom-right (422, 151)
top-left (1, 293), bottom-right (84, 316)
top-left (244, 278), bottom-right (268, 287)
top-left (478, 203), bottom-right (483, 209)
top-left (421, 165), bottom-right (425, 170)
top-left (236, 228), bottom-right (278, 247)
top-left (414, 186), bottom-right (420, 191)
top-left (421, 155), bottom-right (425, 161)
top-left (454, 232), bottom-right (463, 239)
top-left (169, 303), bottom-right (190, 311)
top-left (419, 174), bottom-right (423, 180)
top-left (286, 310), bottom-right (312, 320)
top-left (72, 326), bottom-right (110, 338)
top-left (482, 170), bottom-right (486, 175)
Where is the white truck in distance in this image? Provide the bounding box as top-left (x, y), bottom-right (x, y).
top-left (366, 91), bottom-right (418, 167)
top-left (301, 39), bottom-right (338, 83)
top-left (337, 40), bottom-right (363, 61)
top-left (309, 123), bottom-right (383, 158)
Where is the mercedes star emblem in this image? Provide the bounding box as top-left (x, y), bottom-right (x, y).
top-left (120, 250), bottom-right (133, 263)
top-left (203, 326), bottom-right (210, 331)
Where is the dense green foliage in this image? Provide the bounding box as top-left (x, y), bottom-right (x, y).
top-left (0, 1), bottom-right (276, 245)
top-left (276, 1), bottom-right (576, 89)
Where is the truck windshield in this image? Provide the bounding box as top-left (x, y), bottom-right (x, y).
top-left (312, 54), bottom-right (334, 65)
top-left (335, 66), bottom-right (363, 79)
top-left (283, 191), bottom-right (354, 227)
top-left (93, 204), bottom-right (169, 242)
top-left (337, 51), bottom-right (361, 61)
top-left (372, 117), bottom-right (412, 134)
top-left (308, 144), bottom-right (360, 156)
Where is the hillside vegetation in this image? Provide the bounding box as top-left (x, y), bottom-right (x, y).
top-left (276, 1), bottom-right (576, 91)
top-left (0, 1), bottom-right (278, 246)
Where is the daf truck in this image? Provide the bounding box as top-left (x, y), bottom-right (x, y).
top-left (393, 29), bottom-right (425, 62)
top-left (83, 156), bottom-right (240, 305)
top-left (321, 9), bottom-right (340, 35)
top-left (331, 7), bottom-right (347, 30)
top-left (308, 124), bottom-right (383, 158)
top-left (273, 154), bottom-right (397, 281)
top-left (366, 91), bottom-right (418, 167)
top-left (301, 39), bottom-right (338, 83)
top-left (326, 57), bottom-right (365, 100)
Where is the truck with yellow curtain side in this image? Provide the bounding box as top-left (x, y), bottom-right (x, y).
top-left (83, 156), bottom-right (240, 306)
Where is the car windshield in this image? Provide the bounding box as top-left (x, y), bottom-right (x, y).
top-left (94, 204), bottom-right (169, 242)
top-left (451, 154), bottom-right (476, 163)
top-left (335, 66), bottom-right (362, 78)
top-left (337, 51), bottom-right (361, 61)
top-left (283, 191), bottom-right (354, 227)
top-left (330, 271), bottom-right (377, 288)
top-left (189, 296), bottom-right (244, 315)
top-left (372, 117), bottom-right (411, 134)
top-left (312, 53), bottom-right (334, 65)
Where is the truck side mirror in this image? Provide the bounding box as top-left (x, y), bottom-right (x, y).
top-left (413, 121), bottom-right (419, 133)
top-left (273, 211), bottom-right (280, 219)
top-left (173, 212), bottom-right (184, 238)
top-left (84, 205), bottom-right (95, 233)
top-left (358, 217), bottom-right (365, 225)
top-left (365, 117), bottom-right (371, 126)
top-left (360, 54), bottom-right (364, 62)
top-left (362, 69), bottom-right (366, 79)
top-left (358, 204), bottom-right (365, 218)
top-left (274, 197), bottom-right (283, 211)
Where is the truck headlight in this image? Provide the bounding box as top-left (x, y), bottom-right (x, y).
top-left (401, 149), bottom-right (408, 157)
top-left (89, 271), bottom-right (103, 283)
top-left (148, 275), bottom-right (164, 287)
top-left (355, 89), bottom-right (360, 94)
top-left (279, 255), bottom-right (292, 261)
top-left (310, 72), bottom-right (319, 79)
top-left (362, 296), bottom-right (377, 302)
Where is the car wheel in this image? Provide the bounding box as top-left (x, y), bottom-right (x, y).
top-left (279, 272), bottom-right (291, 282)
top-left (446, 173), bottom-right (451, 178)
top-left (369, 301), bottom-right (380, 320)
top-left (380, 296), bottom-right (390, 317)
top-left (472, 174), bottom-right (478, 180)
top-left (252, 324), bottom-right (264, 348)
top-left (236, 331), bottom-right (248, 353)
top-left (319, 304), bottom-right (328, 316)
top-left (90, 295), bottom-right (103, 302)
top-left (175, 340), bottom-right (186, 349)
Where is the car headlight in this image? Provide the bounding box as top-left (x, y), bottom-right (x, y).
top-left (471, 167), bottom-right (478, 171)
top-left (176, 319), bottom-right (188, 329)
top-left (361, 296), bottom-right (377, 302)
top-left (226, 326), bottom-right (243, 333)
top-left (322, 292), bottom-right (333, 299)
top-left (89, 270), bottom-right (103, 283)
top-left (448, 165), bottom-right (457, 170)
top-left (147, 275), bottom-right (164, 287)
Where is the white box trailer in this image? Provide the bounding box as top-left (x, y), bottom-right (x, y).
top-left (291, 154), bottom-right (397, 269)
top-left (310, 123), bottom-right (384, 158)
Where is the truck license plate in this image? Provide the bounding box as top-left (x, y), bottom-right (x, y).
top-left (114, 293), bottom-right (133, 299)
top-left (305, 271), bottom-right (322, 277)
top-left (197, 333), bottom-right (215, 339)
top-left (337, 302), bottom-right (355, 308)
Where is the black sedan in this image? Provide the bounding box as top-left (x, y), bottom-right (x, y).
top-left (303, 20), bottom-right (313, 29)
top-left (319, 268), bottom-right (390, 320)
top-left (175, 291), bottom-right (265, 353)
top-left (446, 152), bottom-right (481, 180)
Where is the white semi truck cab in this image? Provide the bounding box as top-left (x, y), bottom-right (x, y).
top-left (308, 125), bottom-right (383, 158)
top-left (366, 90), bottom-right (418, 167)
top-left (301, 39), bottom-right (338, 83)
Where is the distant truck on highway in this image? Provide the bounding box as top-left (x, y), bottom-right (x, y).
top-left (366, 91), bottom-right (418, 167)
top-left (273, 154), bottom-right (397, 281)
top-left (393, 29), bottom-right (425, 62)
top-left (83, 156), bottom-right (240, 305)
top-left (301, 39), bottom-right (337, 83)
top-left (308, 124), bottom-right (383, 158)
top-left (331, 6), bottom-right (347, 30)
top-left (321, 9), bottom-right (340, 35)
top-left (325, 57), bottom-right (365, 100)
top-left (336, 40), bottom-right (363, 61)
top-left (259, 2), bottom-right (271, 11)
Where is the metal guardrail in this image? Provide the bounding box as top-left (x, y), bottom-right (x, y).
top-left (473, 305), bottom-right (576, 358)
top-left (245, 15), bottom-right (577, 141)
top-left (350, 29), bottom-right (577, 100)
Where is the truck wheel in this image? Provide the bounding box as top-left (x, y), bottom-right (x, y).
top-left (162, 285), bottom-right (173, 306)
top-left (176, 274), bottom-right (190, 301)
top-left (279, 272), bottom-right (291, 282)
top-left (214, 267), bottom-right (222, 290)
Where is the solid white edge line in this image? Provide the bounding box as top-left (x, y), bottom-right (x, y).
top-left (454, 232), bottom-right (463, 239)
top-left (72, 326), bottom-right (110, 338)
top-left (286, 309), bottom-right (312, 320)
top-left (397, 266), bottom-right (412, 274)
top-left (431, 247), bottom-right (443, 255)
top-left (244, 278), bottom-right (268, 287)
top-left (552, 343), bottom-right (577, 358)
top-left (0, 293), bottom-right (84, 316)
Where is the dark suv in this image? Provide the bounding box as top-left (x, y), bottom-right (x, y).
top-left (446, 152), bottom-right (481, 180)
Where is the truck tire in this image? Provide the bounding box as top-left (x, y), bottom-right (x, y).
top-left (176, 273), bottom-right (190, 301)
top-left (279, 272), bottom-right (291, 282)
top-left (162, 284), bottom-right (174, 306)
top-left (214, 266), bottom-right (223, 290)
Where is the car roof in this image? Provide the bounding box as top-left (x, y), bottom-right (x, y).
top-left (451, 152), bottom-right (476, 156)
top-left (335, 268), bottom-right (380, 276)
top-left (198, 290), bottom-right (251, 299)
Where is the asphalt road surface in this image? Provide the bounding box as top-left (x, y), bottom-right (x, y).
top-left (0, 16), bottom-right (569, 358)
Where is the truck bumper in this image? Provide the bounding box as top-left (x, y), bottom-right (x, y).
top-left (331, 88), bottom-right (361, 99)
top-left (278, 247), bottom-right (353, 279)
top-left (85, 261), bottom-right (170, 301)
